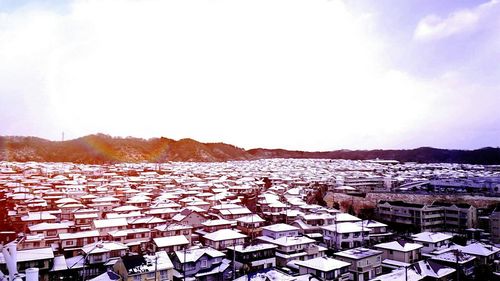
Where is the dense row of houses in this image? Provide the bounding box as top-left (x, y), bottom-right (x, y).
top-left (0, 160), bottom-right (498, 281)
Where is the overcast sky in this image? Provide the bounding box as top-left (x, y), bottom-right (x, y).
top-left (1, 0), bottom-right (499, 150)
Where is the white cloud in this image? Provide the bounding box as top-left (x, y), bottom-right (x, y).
top-left (414, 0), bottom-right (499, 41)
top-left (0, 0), bottom-right (495, 150)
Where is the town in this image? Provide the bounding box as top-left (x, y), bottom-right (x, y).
top-left (0, 159), bottom-right (498, 281)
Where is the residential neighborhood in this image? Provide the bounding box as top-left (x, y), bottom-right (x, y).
top-left (0, 159), bottom-right (498, 281)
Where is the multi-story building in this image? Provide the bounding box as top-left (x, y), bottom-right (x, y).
top-left (490, 210), bottom-right (500, 243)
top-left (334, 247), bottom-right (383, 281)
top-left (295, 256), bottom-right (351, 281)
top-left (322, 222), bottom-right (370, 250)
top-left (226, 243), bottom-right (277, 273)
top-left (376, 201), bottom-right (477, 232)
top-left (411, 232), bottom-right (453, 254)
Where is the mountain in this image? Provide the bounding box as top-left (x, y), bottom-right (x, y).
top-left (247, 147), bottom-right (500, 165)
top-left (1, 134), bottom-right (499, 164)
top-left (0, 134), bottom-right (253, 163)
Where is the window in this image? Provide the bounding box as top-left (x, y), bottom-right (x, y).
top-left (389, 250), bottom-right (393, 254)
top-left (201, 259), bottom-right (208, 268)
top-left (66, 241), bottom-right (74, 246)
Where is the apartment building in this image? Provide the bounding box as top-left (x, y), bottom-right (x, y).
top-left (377, 201), bottom-right (477, 232)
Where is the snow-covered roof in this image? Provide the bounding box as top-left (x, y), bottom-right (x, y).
top-left (59, 230), bottom-right (100, 240)
top-left (203, 229), bottom-right (247, 241)
top-left (295, 256), bottom-right (350, 272)
top-left (334, 247), bottom-right (383, 260)
top-left (0, 247), bottom-right (54, 263)
top-left (93, 218), bottom-right (128, 228)
top-left (262, 223), bottom-right (299, 233)
top-left (154, 235), bottom-right (189, 248)
top-left (375, 241), bottom-right (423, 252)
top-left (322, 222), bottom-right (367, 233)
top-left (461, 242), bottom-right (500, 257)
top-left (412, 232), bottom-right (452, 243)
top-left (174, 247), bottom-right (225, 263)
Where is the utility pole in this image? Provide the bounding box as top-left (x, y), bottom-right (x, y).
top-left (232, 239), bottom-right (236, 280)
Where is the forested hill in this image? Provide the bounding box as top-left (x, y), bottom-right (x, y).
top-left (1, 134), bottom-right (499, 164)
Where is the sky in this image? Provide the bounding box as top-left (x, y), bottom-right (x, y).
top-left (0, 0), bottom-right (499, 150)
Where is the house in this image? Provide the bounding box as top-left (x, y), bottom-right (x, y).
top-left (171, 247), bottom-right (230, 281)
top-left (261, 223), bottom-right (299, 239)
top-left (226, 243), bottom-right (277, 273)
top-left (153, 235), bottom-right (190, 253)
top-left (370, 260), bottom-right (456, 281)
top-left (202, 229), bottom-right (247, 251)
top-left (172, 209), bottom-right (207, 229)
top-left (201, 219), bottom-right (236, 233)
top-left (322, 222), bottom-right (370, 250)
top-left (429, 250), bottom-right (476, 280)
top-left (411, 232), bottom-right (453, 255)
top-left (93, 218), bottom-right (129, 237)
top-left (59, 230), bottom-right (100, 256)
top-left (257, 235), bottom-right (327, 267)
top-left (374, 240), bottom-right (423, 266)
top-left (0, 247), bottom-right (54, 281)
top-left (108, 228), bottom-right (151, 252)
top-left (17, 234), bottom-right (48, 250)
top-left (154, 223), bottom-right (193, 244)
top-left (82, 241), bottom-right (128, 265)
top-left (235, 214), bottom-right (266, 238)
top-left (354, 220), bottom-right (392, 244)
top-left (334, 247), bottom-right (383, 281)
top-left (295, 256), bottom-right (351, 281)
top-left (460, 242), bottom-right (499, 265)
top-left (113, 251), bottom-right (174, 281)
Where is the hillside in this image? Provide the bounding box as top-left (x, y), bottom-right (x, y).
top-left (247, 147), bottom-right (500, 165)
top-left (1, 134), bottom-right (499, 164)
top-left (0, 134), bottom-right (253, 163)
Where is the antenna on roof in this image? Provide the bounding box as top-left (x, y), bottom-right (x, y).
top-left (62, 131), bottom-right (64, 142)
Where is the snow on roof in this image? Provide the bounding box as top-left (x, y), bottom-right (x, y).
top-left (295, 256), bottom-right (350, 272)
top-left (202, 219), bottom-right (236, 227)
top-left (154, 235), bottom-right (189, 248)
top-left (334, 247), bottom-right (383, 260)
top-left (94, 218), bottom-right (128, 228)
top-left (412, 232), bottom-right (452, 243)
top-left (51, 255), bottom-right (68, 271)
top-left (461, 242), bottom-right (500, 257)
top-left (29, 222), bottom-right (69, 232)
top-left (0, 247), bottom-right (54, 263)
top-left (322, 222), bottom-right (367, 233)
top-left (108, 228), bottom-right (151, 237)
top-left (112, 205), bottom-right (142, 212)
top-left (375, 241), bottom-right (423, 252)
top-left (236, 214), bottom-right (266, 224)
top-left (334, 213), bottom-right (362, 222)
top-left (174, 247), bottom-right (225, 263)
top-left (430, 251), bottom-right (475, 264)
top-left (155, 223), bottom-right (192, 231)
top-left (21, 212), bottom-right (57, 221)
top-left (128, 216), bottom-right (166, 224)
top-left (355, 220), bottom-right (387, 228)
top-left (74, 213), bottom-right (99, 219)
top-left (59, 230), bottom-right (100, 240)
top-left (106, 211), bottom-right (143, 219)
top-left (257, 235), bottom-right (316, 247)
top-left (82, 241), bottom-right (128, 254)
top-left (231, 243), bottom-right (278, 253)
top-left (262, 223), bottom-right (299, 232)
top-left (371, 267), bottom-right (423, 281)
top-left (413, 260), bottom-right (455, 279)
top-left (204, 229), bottom-right (247, 241)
